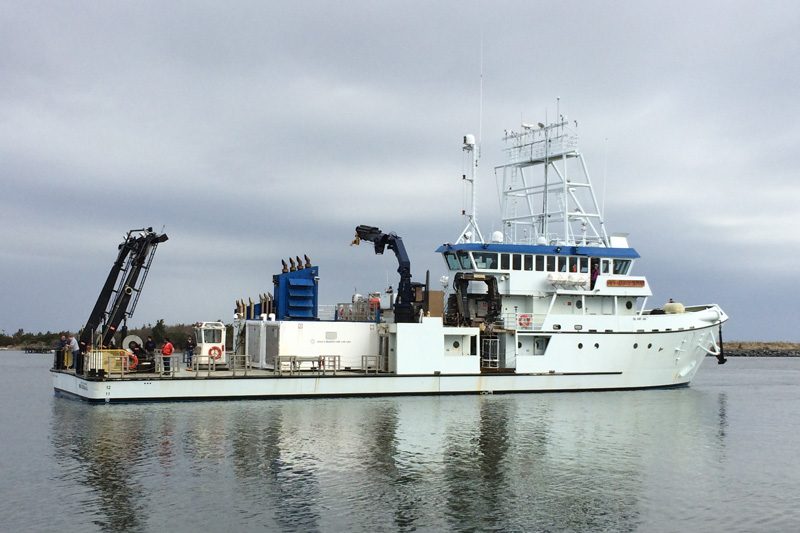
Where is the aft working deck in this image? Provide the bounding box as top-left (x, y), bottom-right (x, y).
top-left (53, 351), bottom-right (383, 381)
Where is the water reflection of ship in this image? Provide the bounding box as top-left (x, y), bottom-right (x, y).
top-left (443, 397), bottom-right (515, 531)
top-left (51, 401), bottom-right (150, 532)
top-left (51, 389), bottom-right (729, 530)
top-left (229, 404), bottom-right (322, 531)
top-left (224, 391), bottom-right (727, 531)
top-left (435, 390), bottom-right (728, 531)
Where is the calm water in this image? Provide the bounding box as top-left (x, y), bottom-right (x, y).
top-left (1, 352), bottom-right (798, 532)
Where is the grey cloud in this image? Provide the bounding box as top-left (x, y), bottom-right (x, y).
top-left (1, 1), bottom-right (798, 340)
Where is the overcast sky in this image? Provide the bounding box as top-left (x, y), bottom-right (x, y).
top-left (2, 1), bottom-right (798, 341)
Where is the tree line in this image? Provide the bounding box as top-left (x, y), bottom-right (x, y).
top-left (1, 319), bottom-right (230, 350)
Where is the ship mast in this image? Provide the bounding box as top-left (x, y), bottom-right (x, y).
top-left (457, 44), bottom-right (485, 245)
top-left (457, 134), bottom-right (484, 244)
top-left (495, 112), bottom-right (609, 247)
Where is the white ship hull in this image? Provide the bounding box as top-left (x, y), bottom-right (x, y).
top-left (52, 324), bottom-right (718, 403)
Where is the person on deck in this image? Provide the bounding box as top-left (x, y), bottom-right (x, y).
top-left (144, 336), bottom-right (156, 356)
top-left (67, 334), bottom-right (81, 373)
top-left (54, 335), bottom-right (67, 369)
top-left (590, 263), bottom-right (600, 290)
top-left (161, 337), bottom-right (174, 374)
top-left (184, 335), bottom-right (196, 368)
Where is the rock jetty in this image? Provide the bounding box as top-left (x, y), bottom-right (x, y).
top-left (723, 342), bottom-right (800, 357)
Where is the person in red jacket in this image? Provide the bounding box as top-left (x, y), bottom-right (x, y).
top-left (162, 337), bottom-right (174, 374)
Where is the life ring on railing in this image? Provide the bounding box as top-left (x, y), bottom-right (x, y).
top-left (518, 314), bottom-right (532, 328)
top-left (128, 353), bottom-right (138, 370)
top-left (209, 346), bottom-right (222, 360)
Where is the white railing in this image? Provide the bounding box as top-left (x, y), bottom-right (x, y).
top-left (506, 131), bottom-right (579, 164)
top-left (497, 312), bottom-right (541, 332)
top-left (333, 301), bottom-right (381, 322)
top-left (547, 272), bottom-right (589, 290)
top-left (317, 305), bottom-right (337, 320)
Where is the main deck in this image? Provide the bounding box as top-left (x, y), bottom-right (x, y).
top-left (51, 366), bottom-right (691, 403)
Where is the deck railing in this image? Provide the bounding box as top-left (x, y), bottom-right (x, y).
top-left (496, 312), bottom-right (541, 332)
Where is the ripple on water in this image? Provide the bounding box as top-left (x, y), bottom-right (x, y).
top-left (2, 355), bottom-right (800, 531)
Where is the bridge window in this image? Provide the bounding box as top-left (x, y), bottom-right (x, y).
top-left (443, 252), bottom-right (473, 270)
top-left (512, 254), bottom-right (522, 270)
top-left (202, 328), bottom-right (222, 343)
top-left (601, 259), bottom-right (610, 273)
top-left (444, 253), bottom-right (461, 270)
top-left (568, 257), bottom-right (577, 272)
top-left (580, 257), bottom-right (589, 273)
top-left (558, 256), bottom-right (567, 272)
top-left (536, 255), bottom-right (544, 271)
top-left (524, 254), bottom-right (534, 271)
top-left (546, 256), bottom-right (556, 272)
top-left (500, 254), bottom-right (510, 270)
top-left (613, 260), bottom-right (631, 275)
top-left (472, 252), bottom-right (497, 269)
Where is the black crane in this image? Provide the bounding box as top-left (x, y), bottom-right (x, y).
top-left (445, 272), bottom-right (502, 327)
top-left (79, 227), bottom-right (168, 350)
top-left (352, 225), bottom-right (428, 323)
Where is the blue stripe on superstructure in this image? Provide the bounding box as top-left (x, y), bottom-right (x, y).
top-left (434, 243), bottom-right (640, 259)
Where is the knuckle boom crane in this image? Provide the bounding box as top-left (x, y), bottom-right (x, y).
top-left (352, 225), bottom-right (429, 323)
top-left (79, 227), bottom-right (168, 350)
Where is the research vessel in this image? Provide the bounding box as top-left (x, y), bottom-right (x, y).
top-left (52, 116), bottom-right (727, 402)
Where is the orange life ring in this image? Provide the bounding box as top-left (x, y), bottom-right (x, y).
top-left (518, 314), bottom-right (532, 328)
top-left (209, 346), bottom-right (222, 360)
top-left (129, 353), bottom-right (139, 370)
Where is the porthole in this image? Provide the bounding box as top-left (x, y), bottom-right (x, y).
top-left (578, 343), bottom-right (583, 349)
top-left (633, 343), bottom-right (639, 349)
top-left (553, 324), bottom-right (561, 330)
top-left (518, 342), bottom-right (522, 349)
top-left (647, 343), bottom-right (652, 349)
top-left (626, 301), bottom-right (633, 310)
top-left (576, 300), bottom-right (583, 309)
top-left (453, 341), bottom-right (460, 348)
top-left (594, 343), bottom-right (599, 349)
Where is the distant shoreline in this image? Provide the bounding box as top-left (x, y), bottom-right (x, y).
top-left (724, 350), bottom-right (800, 357)
top-left (723, 343), bottom-right (800, 357)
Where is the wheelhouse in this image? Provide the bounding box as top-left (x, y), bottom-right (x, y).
top-left (436, 243), bottom-right (639, 276)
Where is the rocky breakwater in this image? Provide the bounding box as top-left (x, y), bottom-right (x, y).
top-left (724, 342), bottom-right (800, 357)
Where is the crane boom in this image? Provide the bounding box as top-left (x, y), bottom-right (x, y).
top-left (79, 227), bottom-right (168, 349)
top-left (353, 225), bottom-right (427, 323)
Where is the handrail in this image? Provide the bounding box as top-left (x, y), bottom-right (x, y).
top-left (495, 312), bottom-right (541, 332)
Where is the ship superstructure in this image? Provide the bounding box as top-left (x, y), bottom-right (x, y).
top-left (438, 116), bottom-right (724, 373)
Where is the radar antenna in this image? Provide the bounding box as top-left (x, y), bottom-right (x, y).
top-left (457, 41), bottom-right (485, 245)
top-left (457, 134), bottom-right (484, 243)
